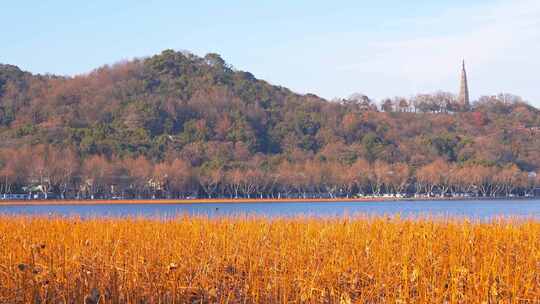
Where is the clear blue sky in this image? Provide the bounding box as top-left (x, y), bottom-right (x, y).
top-left (2, 0), bottom-right (539, 106)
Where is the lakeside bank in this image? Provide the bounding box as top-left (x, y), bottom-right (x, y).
top-left (0, 196), bottom-right (538, 206)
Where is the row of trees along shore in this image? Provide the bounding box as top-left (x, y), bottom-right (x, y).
top-left (0, 145), bottom-right (538, 199)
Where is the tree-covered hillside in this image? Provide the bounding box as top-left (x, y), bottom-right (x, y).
top-left (0, 50), bottom-right (539, 198)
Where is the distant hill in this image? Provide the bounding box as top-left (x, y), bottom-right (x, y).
top-left (0, 50), bottom-right (540, 197)
top-left (1, 49), bottom-right (539, 168)
top-left (0, 50), bottom-right (331, 157)
top-left (0, 49), bottom-right (539, 199)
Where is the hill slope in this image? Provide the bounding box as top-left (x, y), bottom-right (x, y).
top-left (0, 50), bottom-right (333, 157)
top-left (0, 50), bottom-right (539, 198)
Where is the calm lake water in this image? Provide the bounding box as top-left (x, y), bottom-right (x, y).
top-left (0, 199), bottom-right (539, 219)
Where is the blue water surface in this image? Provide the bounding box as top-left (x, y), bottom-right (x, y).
top-left (0, 199), bottom-right (539, 220)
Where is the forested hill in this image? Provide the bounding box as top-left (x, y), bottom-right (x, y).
top-left (0, 50), bottom-right (330, 157)
top-left (0, 49), bottom-right (540, 198)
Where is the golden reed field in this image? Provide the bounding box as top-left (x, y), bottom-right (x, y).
top-left (0, 216), bottom-right (538, 303)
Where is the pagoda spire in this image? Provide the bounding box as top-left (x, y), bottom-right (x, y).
top-left (458, 59), bottom-right (470, 110)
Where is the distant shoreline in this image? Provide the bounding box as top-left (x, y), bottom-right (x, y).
top-left (0, 196), bottom-right (537, 206)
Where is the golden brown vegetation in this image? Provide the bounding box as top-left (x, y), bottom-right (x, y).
top-left (0, 216), bottom-right (538, 303)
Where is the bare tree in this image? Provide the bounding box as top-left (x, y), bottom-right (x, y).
top-left (81, 155), bottom-right (112, 199)
top-left (199, 166), bottom-right (224, 198)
